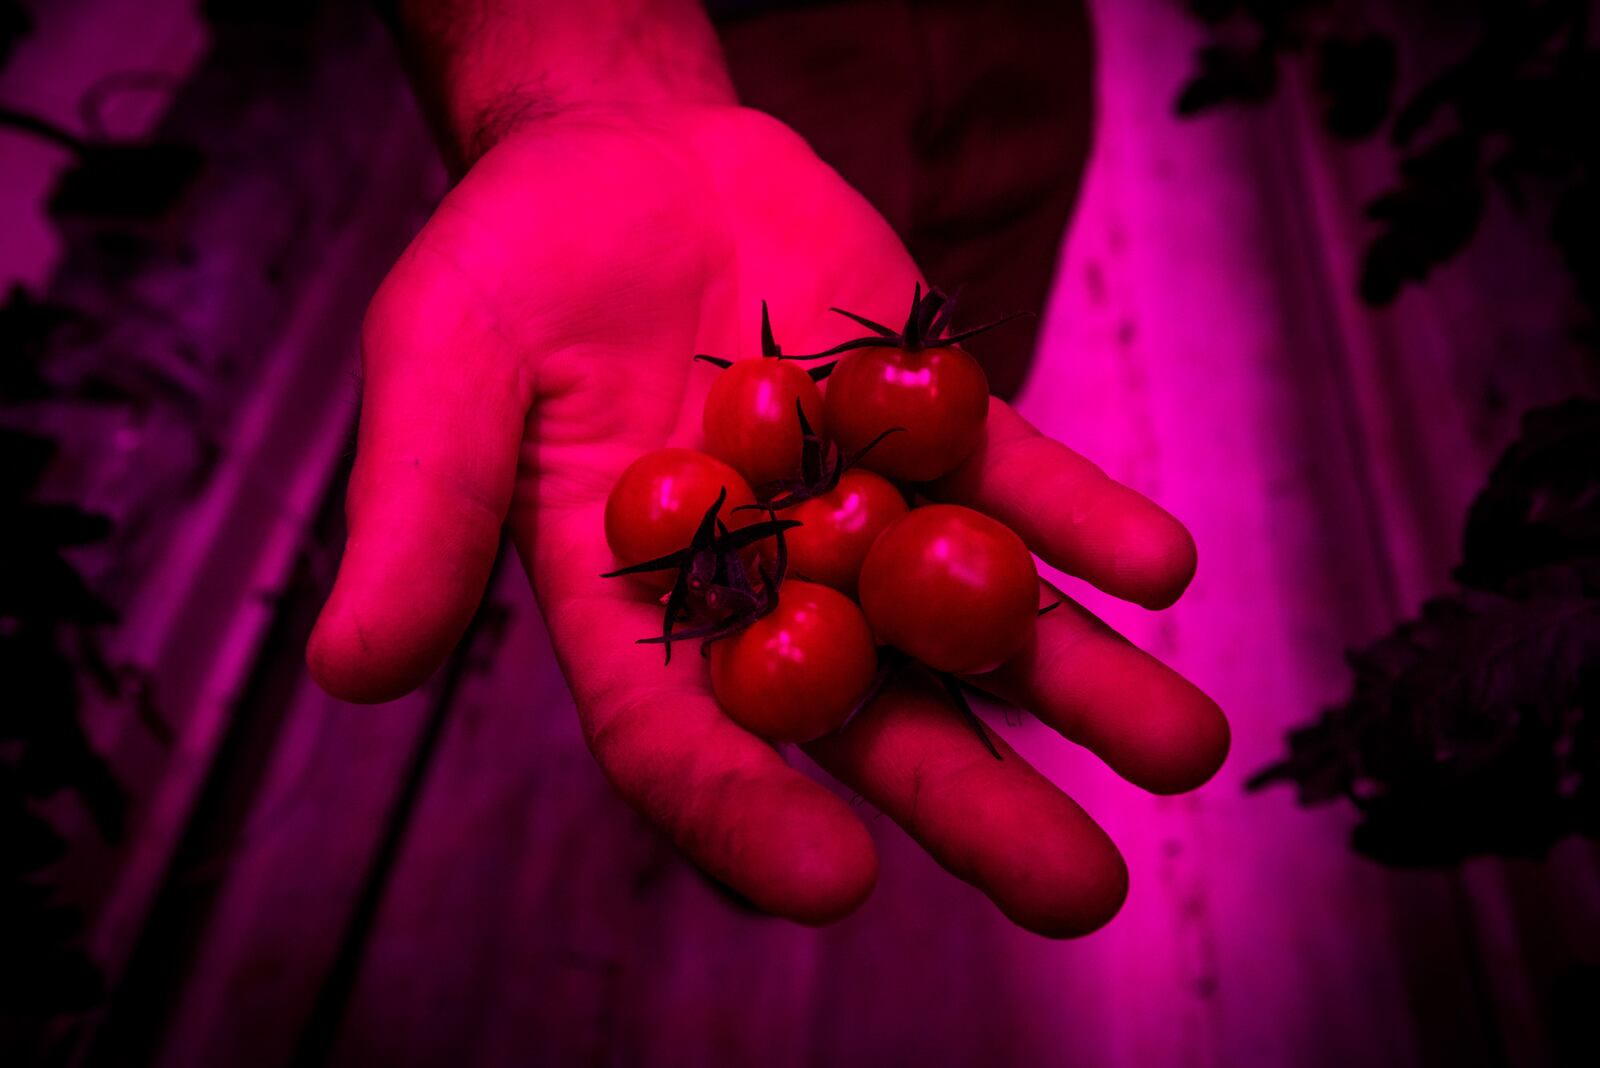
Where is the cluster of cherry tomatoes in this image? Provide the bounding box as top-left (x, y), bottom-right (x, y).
top-left (602, 286), bottom-right (1040, 751)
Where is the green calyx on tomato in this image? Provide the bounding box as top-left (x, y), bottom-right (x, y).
top-left (778, 283), bottom-right (1026, 482)
top-left (602, 458), bottom-right (799, 664)
top-left (731, 400), bottom-right (909, 598)
top-left (734, 399), bottom-right (903, 512)
top-left (778, 282), bottom-right (1026, 376)
top-left (693, 298), bottom-right (834, 381)
top-left (695, 301), bottom-right (831, 489)
top-left (601, 285), bottom-right (1037, 755)
top-left (763, 467), bottom-right (907, 598)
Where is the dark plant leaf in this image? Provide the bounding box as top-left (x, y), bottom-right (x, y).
top-left (1552, 179), bottom-right (1600, 320)
top-left (21, 502), bottom-right (116, 548)
top-left (1252, 401), bottom-right (1600, 865)
top-left (1317, 35), bottom-right (1396, 140)
top-left (1177, 1), bottom-right (1598, 325)
top-left (0, 0), bottom-right (33, 68)
top-left (0, 286), bottom-right (81, 402)
top-left (0, 550), bottom-right (119, 625)
top-left (1186, 0), bottom-right (1241, 26)
top-left (1391, 68), bottom-right (1458, 147)
top-left (5, 805), bottom-right (70, 871)
top-left (1176, 43), bottom-right (1279, 116)
top-left (0, 428), bottom-right (56, 499)
top-left (1457, 399), bottom-right (1600, 592)
top-left (1249, 575), bottom-right (1600, 864)
top-left (50, 141), bottom-right (203, 219)
top-left (1359, 135), bottom-right (1484, 305)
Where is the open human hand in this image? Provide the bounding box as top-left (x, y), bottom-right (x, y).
top-left (307, 104), bottom-right (1229, 936)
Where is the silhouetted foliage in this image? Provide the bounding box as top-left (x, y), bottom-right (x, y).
top-left (0, 14), bottom-right (183, 1023)
top-left (0, 429), bottom-right (124, 1013)
top-left (1250, 400), bottom-right (1600, 864)
top-left (1317, 34), bottom-right (1396, 139)
top-left (1553, 964), bottom-right (1600, 1068)
top-left (0, 0), bottom-right (29, 68)
top-left (1176, 42), bottom-right (1281, 114)
top-left (1457, 399), bottom-right (1600, 589)
top-left (4, 0), bottom-right (358, 1035)
top-left (0, 285), bottom-right (81, 401)
top-left (1177, 0), bottom-right (1600, 319)
top-left (1360, 134), bottom-right (1484, 304)
top-left (49, 143), bottom-right (203, 220)
top-left (1184, 0), bottom-right (1600, 868)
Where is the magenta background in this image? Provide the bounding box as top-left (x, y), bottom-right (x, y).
top-left (4, 1), bottom-right (1599, 1066)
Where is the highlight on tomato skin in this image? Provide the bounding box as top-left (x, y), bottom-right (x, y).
top-left (857, 503), bottom-right (1039, 675)
top-left (823, 344), bottom-right (990, 483)
top-left (761, 468), bottom-right (908, 597)
top-left (702, 358), bottom-right (826, 489)
top-left (709, 580), bottom-right (878, 744)
top-left (603, 448), bottom-right (758, 591)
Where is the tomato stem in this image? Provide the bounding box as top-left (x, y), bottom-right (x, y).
top-left (778, 282), bottom-right (1031, 361)
top-left (760, 299), bottom-right (782, 358)
top-left (690, 299), bottom-right (788, 371)
top-left (602, 485), bottom-right (800, 663)
top-left (734, 401), bottom-right (905, 513)
top-left (935, 670), bottom-right (1004, 761)
top-left (842, 649), bottom-right (1003, 760)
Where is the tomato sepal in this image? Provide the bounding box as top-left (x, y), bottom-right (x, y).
top-left (730, 399), bottom-right (903, 513)
top-left (602, 484), bottom-right (798, 663)
top-left (778, 282), bottom-right (1028, 363)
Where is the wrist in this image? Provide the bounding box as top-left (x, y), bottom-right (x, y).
top-left (390, 0), bottom-right (738, 174)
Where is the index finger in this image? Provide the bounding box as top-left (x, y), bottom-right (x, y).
top-left (307, 255), bottom-right (528, 703)
top-left (929, 398), bottom-right (1197, 609)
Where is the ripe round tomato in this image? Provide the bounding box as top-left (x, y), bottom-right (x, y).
top-left (858, 504), bottom-right (1037, 674)
top-left (710, 580), bottom-right (878, 743)
top-left (604, 448), bottom-right (756, 590)
top-left (761, 469), bottom-right (907, 597)
top-left (823, 345), bottom-right (988, 482)
top-left (702, 359), bottom-right (825, 489)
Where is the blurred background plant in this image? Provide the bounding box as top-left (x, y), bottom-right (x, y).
top-left (1177, 0), bottom-right (1600, 865)
top-left (1, 0), bottom-right (207, 1032)
top-left (1246, 400), bottom-right (1600, 863)
top-left (1176, 0), bottom-right (1597, 319)
top-left (1, 423), bottom-right (127, 1014)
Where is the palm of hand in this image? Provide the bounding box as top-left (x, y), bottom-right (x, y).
top-left (310, 106), bottom-right (1229, 936)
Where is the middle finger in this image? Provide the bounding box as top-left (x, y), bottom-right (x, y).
top-left (973, 583), bottom-right (1230, 796)
top-left (805, 675), bottom-right (1129, 938)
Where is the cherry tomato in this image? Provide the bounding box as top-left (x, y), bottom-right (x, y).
top-left (702, 359), bottom-right (825, 489)
top-left (858, 504), bottom-right (1037, 674)
top-left (604, 448), bottom-right (756, 590)
top-left (823, 345), bottom-right (988, 482)
top-left (760, 469), bottom-right (907, 597)
top-left (710, 580), bottom-right (878, 743)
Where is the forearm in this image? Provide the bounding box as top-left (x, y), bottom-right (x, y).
top-left (384, 0), bottom-right (738, 172)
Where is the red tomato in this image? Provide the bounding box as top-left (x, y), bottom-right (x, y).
top-left (604, 448), bottom-right (756, 590)
top-left (761, 469), bottom-right (907, 597)
top-left (702, 359), bottom-right (825, 489)
top-left (858, 504), bottom-right (1037, 674)
top-left (710, 580), bottom-right (878, 743)
top-left (823, 345), bottom-right (988, 482)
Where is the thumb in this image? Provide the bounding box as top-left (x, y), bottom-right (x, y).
top-left (307, 255), bottom-right (529, 703)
